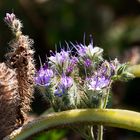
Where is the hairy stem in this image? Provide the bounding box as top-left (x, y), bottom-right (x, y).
top-left (12, 109), bottom-right (140, 140)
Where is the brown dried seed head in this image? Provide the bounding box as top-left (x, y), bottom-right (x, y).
top-left (0, 63), bottom-right (20, 139)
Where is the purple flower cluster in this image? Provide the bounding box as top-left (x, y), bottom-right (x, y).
top-left (35, 39), bottom-right (120, 98)
top-left (86, 61), bottom-right (116, 91)
top-left (74, 41), bottom-right (103, 69)
top-left (36, 48), bottom-right (77, 97)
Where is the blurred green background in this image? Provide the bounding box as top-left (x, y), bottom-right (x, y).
top-left (0, 0), bottom-right (140, 139)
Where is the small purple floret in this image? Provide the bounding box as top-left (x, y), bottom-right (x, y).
top-left (35, 67), bottom-right (53, 86)
top-left (87, 76), bottom-right (110, 91)
top-left (55, 76), bottom-right (73, 96)
top-left (110, 58), bottom-right (119, 75)
top-left (49, 50), bottom-right (69, 66)
top-left (77, 44), bottom-right (86, 57)
top-left (66, 57), bottom-right (78, 73)
top-left (76, 42), bottom-right (103, 59)
top-left (60, 76), bottom-right (73, 89)
top-left (84, 58), bottom-right (92, 67)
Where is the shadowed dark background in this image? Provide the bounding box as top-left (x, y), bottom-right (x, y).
top-left (0, 0), bottom-right (140, 139)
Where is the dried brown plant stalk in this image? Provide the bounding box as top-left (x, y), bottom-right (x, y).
top-left (5, 13), bottom-right (35, 124)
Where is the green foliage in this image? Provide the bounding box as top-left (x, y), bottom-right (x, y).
top-left (33, 129), bottom-right (67, 140)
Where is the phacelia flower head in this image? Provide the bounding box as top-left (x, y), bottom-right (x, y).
top-left (49, 49), bottom-right (72, 75)
top-left (86, 60), bottom-right (119, 92)
top-left (73, 39), bottom-right (104, 72)
top-left (85, 57), bottom-right (133, 93)
top-left (35, 66), bottom-right (53, 87)
top-left (49, 48), bottom-right (78, 75)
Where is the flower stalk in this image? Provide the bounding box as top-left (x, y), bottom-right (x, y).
top-left (11, 109), bottom-right (140, 140)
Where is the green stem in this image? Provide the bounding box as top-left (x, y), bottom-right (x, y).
top-left (87, 126), bottom-right (95, 140)
top-left (97, 83), bottom-right (112, 140)
top-left (12, 109), bottom-right (140, 140)
top-left (103, 84), bottom-right (111, 109)
top-left (127, 65), bottom-right (140, 77)
top-left (90, 126), bottom-right (95, 140)
top-left (97, 98), bottom-right (104, 140)
top-left (97, 125), bottom-right (103, 140)
top-left (103, 93), bottom-right (109, 109)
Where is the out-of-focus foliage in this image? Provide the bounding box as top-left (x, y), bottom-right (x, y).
top-left (0, 0), bottom-right (140, 139)
top-left (104, 17), bottom-right (140, 57)
top-left (0, 0), bottom-right (140, 62)
top-left (32, 129), bottom-right (67, 140)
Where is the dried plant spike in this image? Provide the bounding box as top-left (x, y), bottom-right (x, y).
top-left (5, 13), bottom-right (35, 124)
top-left (0, 63), bottom-right (20, 139)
